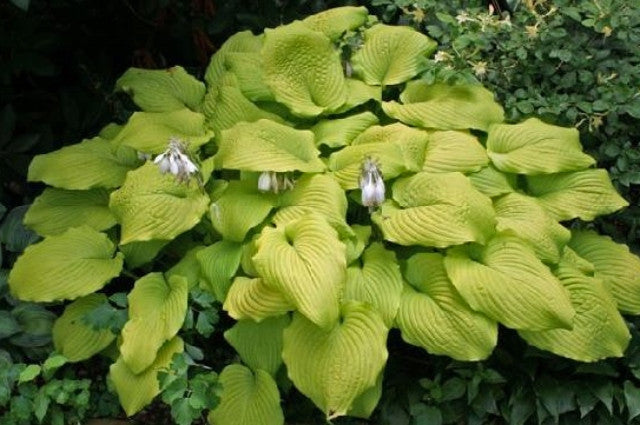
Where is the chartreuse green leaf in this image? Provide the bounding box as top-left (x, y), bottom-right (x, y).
top-left (120, 273), bottom-right (188, 374)
top-left (344, 225), bottom-right (371, 264)
top-left (351, 24), bottom-right (436, 86)
top-left (209, 364), bottom-right (284, 425)
top-left (111, 108), bottom-right (213, 154)
top-left (9, 226), bottom-right (123, 302)
top-left (224, 315), bottom-right (290, 376)
top-left (119, 239), bottom-right (169, 268)
top-left (204, 31), bottom-right (263, 87)
top-left (348, 373), bottom-right (383, 419)
top-left (262, 22), bottom-right (347, 117)
top-left (398, 253), bottom-right (497, 361)
top-left (519, 249), bottom-right (630, 361)
top-left (110, 336), bottom-right (184, 416)
top-left (343, 243), bottom-right (402, 327)
top-left (494, 193), bottom-right (571, 263)
top-left (302, 6), bottom-right (369, 40)
top-left (372, 172), bottom-right (496, 248)
top-left (216, 119), bottom-right (325, 173)
top-left (333, 78), bottom-right (382, 114)
top-left (52, 294), bottom-right (116, 362)
top-left (109, 163), bottom-right (209, 244)
top-left (282, 301), bottom-right (388, 419)
top-left (253, 215), bottom-right (346, 328)
top-left (444, 234), bottom-right (575, 331)
top-left (423, 131), bottom-right (488, 173)
top-left (197, 240), bottom-right (243, 301)
top-left (165, 246), bottom-right (205, 289)
top-left (525, 169), bottom-right (628, 221)
top-left (24, 188), bottom-right (116, 236)
top-left (312, 111), bottom-right (379, 148)
top-left (28, 136), bottom-right (138, 190)
top-left (115, 66), bottom-right (206, 112)
top-left (210, 179), bottom-right (276, 242)
top-left (225, 52), bottom-right (274, 101)
top-left (569, 230), bottom-right (640, 314)
top-left (382, 82), bottom-right (504, 131)
top-left (224, 277), bottom-right (293, 321)
top-left (468, 165), bottom-right (516, 198)
top-left (487, 118), bottom-right (595, 174)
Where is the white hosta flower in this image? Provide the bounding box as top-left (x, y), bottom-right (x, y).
top-left (153, 138), bottom-right (199, 182)
top-left (359, 157), bottom-right (385, 211)
top-left (257, 171), bottom-right (295, 194)
top-left (258, 172), bottom-right (273, 192)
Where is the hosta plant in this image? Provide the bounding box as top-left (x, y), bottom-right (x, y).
top-left (7, 5), bottom-right (640, 424)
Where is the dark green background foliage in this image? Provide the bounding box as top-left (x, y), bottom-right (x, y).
top-left (2, 0), bottom-right (640, 424)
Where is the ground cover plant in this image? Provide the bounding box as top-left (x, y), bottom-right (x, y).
top-left (5, 4), bottom-right (640, 424)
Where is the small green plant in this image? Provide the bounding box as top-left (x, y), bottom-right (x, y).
top-left (6, 5), bottom-right (640, 424)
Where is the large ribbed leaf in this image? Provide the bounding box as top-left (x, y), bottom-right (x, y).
top-left (333, 78), bottom-right (382, 114)
top-left (382, 82), bottom-right (504, 131)
top-left (119, 240), bottom-right (168, 268)
top-left (398, 253), bottom-right (497, 360)
top-left (348, 374), bottom-right (383, 419)
top-left (351, 24), bottom-right (436, 86)
top-left (197, 240), bottom-right (243, 301)
top-left (224, 277), bottom-right (294, 322)
top-left (253, 215), bottom-right (346, 328)
top-left (372, 172), bottom-right (496, 248)
top-left (487, 118), bottom-right (595, 174)
top-left (225, 52), bottom-right (274, 101)
top-left (224, 315), bottom-right (290, 376)
top-left (444, 234), bottom-right (575, 331)
top-left (216, 119), bottom-right (325, 173)
top-left (52, 294), bottom-right (116, 362)
top-left (111, 108), bottom-right (213, 154)
top-left (525, 169), bottom-right (629, 221)
top-left (165, 246), bottom-right (205, 289)
top-left (468, 166), bottom-right (516, 198)
top-left (120, 273), bottom-right (188, 374)
top-left (423, 131), bottom-right (488, 173)
top-left (209, 364), bottom-right (284, 425)
top-left (519, 249), bottom-right (630, 361)
top-left (262, 23), bottom-right (347, 117)
top-left (283, 302), bottom-right (388, 419)
top-left (9, 226), bottom-right (123, 302)
top-left (312, 112), bottom-right (379, 148)
top-left (115, 66), bottom-right (205, 112)
top-left (204, 31), bottom-right (263, 87)
top-left (110, 336), bottom-right (184, 416)
top-left (28, 137), bottom-right (138, 190)
top-left (210, 179), bottom-right (276, 242)
top-left (345, 225), bottom-right (371, 264)
top-left (109, 163), bottom-right (209, 244)
top-left (343, 243), bottom-right (402, 327)
top-left (302, 6), bottom-right (369, 40)
top-left (24, 188), bottom-right (116, 236)
top-left (569, 230), bottom-right (640, 314)
top-left (494, 193), bottom-right (571, 263)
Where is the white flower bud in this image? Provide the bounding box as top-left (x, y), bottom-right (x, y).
top-left (153, 138), bottom-right (199, 182)
top-left (359, 157), bottom-right (385, 210)
top-left (258, 172), bottom-right (272, 192)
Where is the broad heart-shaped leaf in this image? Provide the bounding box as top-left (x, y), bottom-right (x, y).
top-left (569, 230), bottom-right (640, 314)
top-left (519, 249), bottom-right (630, 362)
top-left (444, 233), bottom-right (575, 331)
top-left (216, 119), bottom-right (325, 173)
top-left (224, 315), bottom-right (290, 376)
top-left (382, 82), bottom-right (504, 132)
top-left (494, 192), bottom-right (571, 263)
top-left (52, 294), bottom-right (116, 362)
top-left (351, 24), bottom-right (436, 86)
top-left (525, 169), bottom-right (628, 221)
top-left (24, 188), bottom-right (116, 236)
top-left (109, 163), bottom-right (209, 244)
top-left (110, 336), bottom-right (184, 417)
top-left (372, 172), bottom-right (496, 248)
top-left (119, 239), bottom-right (169, 268)
top-left (348, 373), bottom-right (383, 419)
top-left (262, 22), bottom-right (347, 117)
top-left (28, 136), bottom-right (139, 190)
top-left (312, 111), bottom-right (379, 148)
top-left (332, 78), bottom-right (382, 114)
top-left (204, 31), bottom-right (263, 88)
top-left (468, 165), bottom-right (516, 198)
top-left (253, 214), bottom-right (346, 329)
top-left (111, 108), bottom-right (213, 154)
top-left (120, 273), bottom-right (188, 374)
top-left (210, 179), bottom-right (276, 242)
top-left (197, 240), bottom-right (243, 301)
top-left (115, 66), bottom-right (206, 112)
top-left (487, 118), bottom-right (595, 174)
top-left (282, 302), bottom-right (388, 419)
top-left (345, 225), bottom-right (371, 265)
top-left (209, 364), bottom-right (284, 425)
top-left (9, 226), bottom-right (123, 302)
top-left (165, 246), bottom-right (205, 289)
top-left (343, 243), bottom-right (402, 328)
top-left (225, 52), bottom-right (274, 102)
top-left (224, 277), bottom-right (294, 322)
top-left (398, 253), bottom-right (497, 361)
top-left (423, 131), bottom-right (488, 173)
top-left (302, 6), bottom-right (369, 40)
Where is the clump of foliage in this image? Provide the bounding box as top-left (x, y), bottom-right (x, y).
top-left (5, 5), bottom-right (640, 424)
